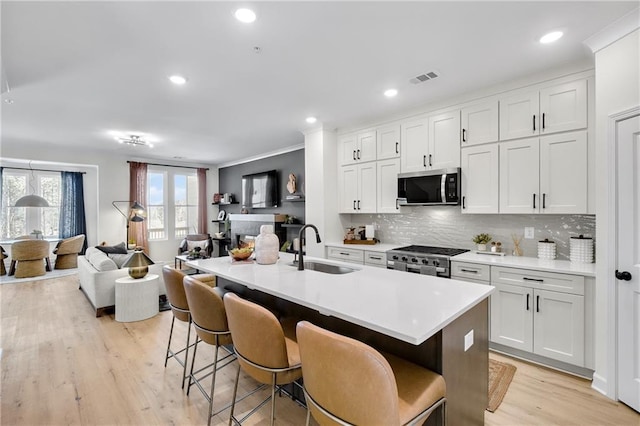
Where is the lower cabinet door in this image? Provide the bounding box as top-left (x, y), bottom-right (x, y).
top-left (533, 289), bottom-right (585, 366)
top-left (490, 283), bottom-right (533, 352)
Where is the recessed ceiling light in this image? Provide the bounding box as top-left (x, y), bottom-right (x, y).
top-left (540, 31), bottom-right (563, 44)
top-left (306, 117), bottom-right (317, 124)
top-left (169, 75), bottom-right (187, 85)
top-left (235, 8), bottom-right (256, 23)
top-left (384, 89), bottom-right (398, 98)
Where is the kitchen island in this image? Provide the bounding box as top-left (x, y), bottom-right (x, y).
top-left (187, 252), bottom-right (494, 425)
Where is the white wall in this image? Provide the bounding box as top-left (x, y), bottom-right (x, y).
top-left (1, 141), bottom-right (218, 263)
top-left (592, 26), bottom-right (640, 397)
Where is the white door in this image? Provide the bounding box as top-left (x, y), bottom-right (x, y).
top-left (490, 282), bottom-right (533, 352)
top-left (400, 118), bottom-right (428, 173)
top-left (461, 144), bottom-right (499, 214)
top-left (357, 130), bottom-right (377, 163)
top-left (357, 163), bottom-right (377, 213)
top-left (428, 110), bottom-right (460, 169)
top-left (461, 100), bottom-right (499, 146)
top-left (377, 124), bottom-right (401, 160)
top-left (539, 80), bottom-right (587, 135)
top-left (499, 90), bottom-right (539, 141)
top-left (377, 158), bottom-right (400, 213)
top-left (533, 289), bottom-right (585, 366)
top-left (339, 134), bottom-right (358, 166)
top-left (338, 165), bottom-right (358, 213)
top-left (499, 138), bottom-right (539, 213)
top-left (617, 114), bottom-right (640, 412)
top-left (539, 131), bottom-right (588, 214)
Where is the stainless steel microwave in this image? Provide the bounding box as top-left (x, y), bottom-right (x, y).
top-left (397, 168), bottom-right (461, 206)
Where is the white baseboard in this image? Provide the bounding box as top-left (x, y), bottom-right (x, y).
top-left (591, 373), bottom-right (612, 399)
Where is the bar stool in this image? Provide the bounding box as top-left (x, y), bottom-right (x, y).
top-left (162, 265), bottom-right (215, 388)
top-left (183, 276), bottom-right (236, 426)
top-left (296, 321), bottom-right (447, 426)
top-left (223, 292), bottom-right (302, 426)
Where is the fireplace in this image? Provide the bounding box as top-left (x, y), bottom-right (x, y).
top-left (228, 214), bottom-right (287, 252)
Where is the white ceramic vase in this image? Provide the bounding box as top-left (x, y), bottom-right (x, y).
top-left (255, 225), bottom-right (279, 265)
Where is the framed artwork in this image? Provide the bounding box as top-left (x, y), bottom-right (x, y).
top-left (217, 210), bottom-right (226, 221)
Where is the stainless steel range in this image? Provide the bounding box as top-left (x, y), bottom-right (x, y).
top-left (386, 245), bottom-right (469, 277)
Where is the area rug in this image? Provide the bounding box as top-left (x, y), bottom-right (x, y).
top-left (0, 268), bottom-right (78, 285)
top-left (487, 359), bottom-right (517, 412)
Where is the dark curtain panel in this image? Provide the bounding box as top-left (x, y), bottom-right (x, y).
top-left (197, 168), bottom-right (207, 234)
top-left (129, 162), bottom-right (148, 253)
top-left (59, 171), bottom-right (88, 254)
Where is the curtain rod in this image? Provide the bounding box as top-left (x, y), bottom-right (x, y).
top-left (128, 161), bottom-right (209, 171)
top-left (0, 166), bottom-right (86, 174)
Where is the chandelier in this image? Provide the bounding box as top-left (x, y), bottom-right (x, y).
top-left (117, 135), bottom-right (153, 148)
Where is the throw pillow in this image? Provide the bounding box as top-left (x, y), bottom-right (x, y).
top-left (186, 240), bottom-right (208, 252)
top-left (108, 253), bottom-right (130, 269)
top-left (96, 242), bottom-right (127, 254)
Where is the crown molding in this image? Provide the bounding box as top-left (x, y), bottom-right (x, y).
top-left (584, 7), bottom-right (640, 53)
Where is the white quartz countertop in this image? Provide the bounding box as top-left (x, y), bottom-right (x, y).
top-left (324, 242), bottom-right (400, 253)
top-left (187, 252), bottom-right (494, 345)
top-left (451, 252), bottom-right (596, 277)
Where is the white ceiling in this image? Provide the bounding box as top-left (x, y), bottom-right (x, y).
top-left (1, 1), bottom-right (637, 166)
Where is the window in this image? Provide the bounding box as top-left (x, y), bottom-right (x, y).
top-left (147, 168), bottom-right (198, 241)
top-left (1, 170), bottom-right (61, 239)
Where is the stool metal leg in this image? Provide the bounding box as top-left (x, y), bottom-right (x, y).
top-left (270, 373), bottom-right (277, 426)
top-left (228, 363), bottom-right (242, 426)
top-left (164, 316), bottom-right (176, 367)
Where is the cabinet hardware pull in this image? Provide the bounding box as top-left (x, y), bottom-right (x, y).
top-left (542, 113), bottom-right (546, 129)
top-left (357, 149), bottom-right (361, 159)
top-left (462, 196), bottom-right (466, 209)
top-left (357, 200), bottom-right (361, 210)
top-left (615, 270), bottom-right (633, 281)
top-left (353, 150), bottom-right (356, 161)
top-left (395, 142), bottom-right (399, 154)
top-left (396, 198), bottom-right (400, 210)
top-left (429, 154), bottom-right (432, 167)
top-left (370, 256), bottom-right (382, 260)
top-left (533, 114), bottom-right (536, 131)
top-left (339, 252), bottom-right (350, 256)
top-left (423, 155), bottom-right (427, 167)
top-left (523, 277), bottom-right (544, 282)
top-left (536, 295), bottom-right (540, 313)
top-left (533, 193), bottom-right (536, 209)
top-left (460, 268), bottom-right (478, 273)
top-left (543, 193), bottom-right (546, 209)
top-left (462, 128), bottom-right (467, 142)
top-left (526, 294), bottom-right (530, 311)
top-left (353, 200), bottom-right (356, 210)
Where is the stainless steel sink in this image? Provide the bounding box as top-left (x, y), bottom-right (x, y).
top-left (291, 261), bottom-right (357, 274)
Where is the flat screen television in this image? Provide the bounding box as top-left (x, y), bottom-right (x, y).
top-left (241, 170), bottom-right (278, 208)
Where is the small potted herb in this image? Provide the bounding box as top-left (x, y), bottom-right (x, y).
top-left (472, 233), bottom-right (492, 251)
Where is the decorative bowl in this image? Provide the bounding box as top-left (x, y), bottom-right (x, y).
top-left (229, 247), bottom-right (253, 261)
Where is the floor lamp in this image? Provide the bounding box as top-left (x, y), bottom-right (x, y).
top-left (112, 201), bottom-right (145, 247)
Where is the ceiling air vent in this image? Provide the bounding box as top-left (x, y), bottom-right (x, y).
top-left (410, 71), bottom-right (439, 85)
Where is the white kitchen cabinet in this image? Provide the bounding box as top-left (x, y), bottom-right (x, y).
top-left (461, 100), bottom-right (499, 146)
top-left (339, 130), bottom-right (376, 165)
top-left (490, 266), bottom-right (585, 367)
top-left (377, 124), bottom-right (401, 160)
top-left (326, 246), bottom-right (364, 264)
top-left (499, 79), bottom-right (587, 141)
top-left (461, 144), bottom-right (499, 213)
top-left (400, 117), bottom-right (429, 173)
top-left (499, 131), bottom-right (587, 214)
top-left (338, 163), bottom-right (376, 213)
top-left (377, 158), bottom-right (400, 213)
top-left (428, 110), bottom-right (461, 169)
top-left (364, 251), bottom-right (386, 268)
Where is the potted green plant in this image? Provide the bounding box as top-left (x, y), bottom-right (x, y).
top-left (472, 233), bottom-right (492, 251)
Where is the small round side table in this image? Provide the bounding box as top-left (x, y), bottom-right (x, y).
top-left (115, 273), bottom-right (159, 322)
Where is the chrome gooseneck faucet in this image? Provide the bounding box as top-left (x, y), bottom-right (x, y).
top-left (297, 224), bottom-right (321, 270)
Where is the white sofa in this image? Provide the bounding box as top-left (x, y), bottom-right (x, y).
top-left (78, 247), bottom-right (166, 317)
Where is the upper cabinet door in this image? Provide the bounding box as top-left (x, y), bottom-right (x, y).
top-left (377, 158), bottom-right (400, 213)
top-left (539, 131), bottom-right (588, 214)
top-left (499, 138), bottom-right (540, 214)
top-left (400, 118), bottom-right (429, 173)
top-left (357, 162), bottom-right (377, 213)
top-left (357, 130), bottom-right (377, 163)
top-left (461, 101), bottom-right (499, 146)
top-left (499, 91), bottom-right (540, 141)
top-left (461, 144), bottom-right (499, 214)
top-left (428, 110), bottom-right (461, 169)
top-left (338, 165), bottom-right (358, 213)
top-left (539, 80), bottom-right (587, 135)
top-left (339, 134), bottom-right (358, 166)
top-left (377, 124), bottom-right (401, 160)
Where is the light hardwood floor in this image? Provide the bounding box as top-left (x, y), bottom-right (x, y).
top-left (1, 274), bottom-right (638, 425)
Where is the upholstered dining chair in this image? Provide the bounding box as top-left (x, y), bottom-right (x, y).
top-left (162, 265), bottom-right (216, 389)
top-left (223, 292), bottom-right (302, 426)
top-left (183, 275), bottom-right (235, 426)
top-left (8, 239), bottom-right (51, 278)
top-left (296, 321), bottom-right (447, 426)
top-left (53, 234), bottom-right (86, 269)
top-left (178, 234), bottom-right (214, 258)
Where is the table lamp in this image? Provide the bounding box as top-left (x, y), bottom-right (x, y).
top-left (122, 249), bottom-right (155, 279)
